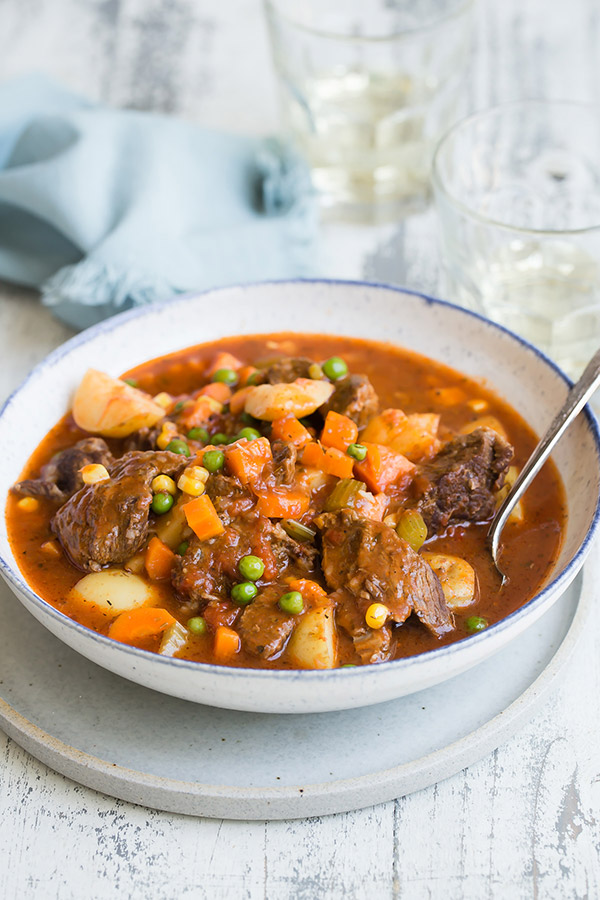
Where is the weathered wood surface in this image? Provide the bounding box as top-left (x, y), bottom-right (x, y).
top-left (1, 1), bottom-right (600, 897)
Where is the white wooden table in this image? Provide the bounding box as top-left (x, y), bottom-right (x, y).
top-left (1, 2), bottom-right (600, 896)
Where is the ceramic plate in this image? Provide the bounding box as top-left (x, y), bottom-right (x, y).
top-left (0, 563), bottom-right (588, 819)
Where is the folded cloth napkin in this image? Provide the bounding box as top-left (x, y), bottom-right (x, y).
top-left (0, 75), bottom-right (317, 329)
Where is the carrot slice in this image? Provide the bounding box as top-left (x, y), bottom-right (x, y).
top-left (320, 411), bottom-right (358, 452)
top-left (214, 625), bottom-right (241, 661)
top-left (287, 578), bottom-right (328, 606)
top-left (108, 607), bottom-right (176, 644)
top-left (301, 442), bottom-right (354, 479)
top-left (255, 490), bottom-right (310, 518)
top-left (197, 382), bottom-right (232, 404)
top-left (145, 536), bottom-right (176, 581)
top-left (225, 437), bottom-right (272, 484)
top-left (353, 442), bottom-right (415, 493)
top-left (229, 386), bottom-right (253, 415)
top-left (271, 414), bottom-right (312, 448)
top-left (184, 494), bottom-right (225, 541)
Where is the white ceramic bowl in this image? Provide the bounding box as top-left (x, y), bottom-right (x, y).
top-left (1, 280), bottom-right (599, 714)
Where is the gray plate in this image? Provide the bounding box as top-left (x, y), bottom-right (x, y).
top-left (0, 572), bottom-right (586, 820)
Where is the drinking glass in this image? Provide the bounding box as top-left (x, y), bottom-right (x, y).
top-left (264, 0), bottom-right (474, 222)
top-left (433, 102), bottom-right (600, 379)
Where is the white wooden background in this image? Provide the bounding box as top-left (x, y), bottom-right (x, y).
top-left (1, 1), bottom-right (600, 897)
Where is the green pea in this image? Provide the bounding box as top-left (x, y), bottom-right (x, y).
top-left (322, 356), bottom-right (348, 381)
top-left (231, 581), bottom-right (258, 605)
top-left (241, 412), bottom-right (258, 426)
top-left (187, 616), bottom-right (207, 635)
top-left (187, 426), bottom-right (209, 443)
top-left (173, 401), bottom-right (186, 413)
top-left (347, 443), bottom-right (367, 461)
top-left (465, 615), bottom-right (489, 634)
top-left (203, 449), bottom-right (225, 473)
top-left (212, 367), bottom-right (238, 386)
top-left (238, 555), bottom-right (265, 581)
top-left (165, 439), bottom-right (191, 457)
top-left (151, 492), bottom-right (174, 515)
top-left (124, 378), bottom-right (138, 387)
top-left (246, 372), bottom-right (262, 386)
top-left (211, 432), bottom-right (229, 445)
top-left (237, 426), bottom-right (261, 442)
top-left (177, 541), bottom-right (189, 556)
top-left (278, 591), bottom-right (304, 615)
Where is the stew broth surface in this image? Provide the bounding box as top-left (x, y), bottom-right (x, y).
top-left (6, 333), bottom-right (566, 668)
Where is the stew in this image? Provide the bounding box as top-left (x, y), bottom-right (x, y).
top-left (7, 333), bottom-right (566, 669)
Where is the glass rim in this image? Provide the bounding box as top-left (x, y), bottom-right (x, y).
top-left (432, 99), bottom-right (600, 236)
top-left (263, 0), bottom-right (475, 43)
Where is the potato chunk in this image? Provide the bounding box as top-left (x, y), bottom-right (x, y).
top-left (286, 607), bottom-right (338, 669)
top-left (421, 553), bottom-right (476, 610)
top-left (69, 569), bottom-right (157, 617)
top-left (244, 379), bottom-right (334, 421)
top-left (361, 408), bottom-right (441, 462)
top-left (72, 369), bottom-right (165, 438)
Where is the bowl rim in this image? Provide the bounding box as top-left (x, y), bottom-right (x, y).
top-left (2, 277), bottom-right (599, 683)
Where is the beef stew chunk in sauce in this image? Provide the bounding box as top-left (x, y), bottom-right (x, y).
top-left (7, 334), bottom-right (565, 670)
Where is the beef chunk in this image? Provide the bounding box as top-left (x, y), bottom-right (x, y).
top-left (316, 509), bottom-right (454, 639)
top-left (51, 451), bottom-right (184, 572)
top-left (416, 427), bottom-right (513, 533)
top-left (320, 374), bottom-right (378, 428)
top-left (271, 440), bottom-right (297, 486)
top-left (265, 357), bottom-right (314, 384)
top-left (238, 585), bottom-right (296, 659)
top-left (13, 438), bottom-right (113, 503)
top-left (205, 474), bottom-right (256, 524)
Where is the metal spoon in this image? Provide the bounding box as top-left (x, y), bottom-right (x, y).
top-left (488, 346), bottom-right (600, 582)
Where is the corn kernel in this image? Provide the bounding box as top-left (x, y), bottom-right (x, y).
top-left (365, 602), bottom-right (390, 630)
top-left (41, 540), bottom-right (61, 558)
top-left (153, 391), bottom-right (173, 409)
top-left (151, 474), bottom-right (177, 495)
top-left (156, 422), bottom-right (178, 449)
top-left (81, 463), bottom-right (110, 485)
top-left (17, 497), bottom-right (39, 512)
top-left (177, 467), bottom-right (208, 497)
top-left (468, 398), bottom-right (488, 413)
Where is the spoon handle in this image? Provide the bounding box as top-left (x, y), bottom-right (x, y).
top-left (488, 347), bottom-right (600, 560)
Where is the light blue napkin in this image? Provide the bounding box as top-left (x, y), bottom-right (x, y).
top-left (0, 75), bottom-right (317, 329)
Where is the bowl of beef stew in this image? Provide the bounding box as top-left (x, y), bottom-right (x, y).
top-left (1, 280), bottom-right (599, 713)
